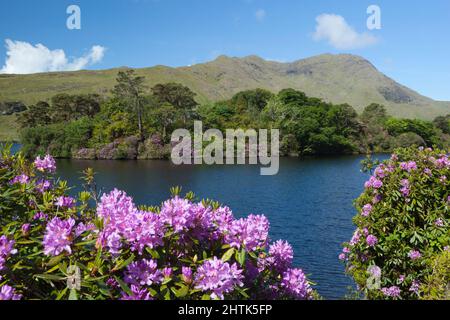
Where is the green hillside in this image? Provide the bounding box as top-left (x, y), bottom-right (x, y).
top-left (1, 54), bottom-right (449, 141)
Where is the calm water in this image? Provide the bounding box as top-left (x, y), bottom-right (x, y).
top-left (53, 155), bottom-right (388, 299)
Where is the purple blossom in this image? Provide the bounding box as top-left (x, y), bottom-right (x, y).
top-left (97, 231), bottom-right (121, 255)
top-left (0, 285), bottom-right (22, 300)
top-left (75, 222), bottom-right (96, 237)
top-left (127, 211), bottom-right (164, 254)
top-left (182, 266), bottom-right (193, 284)
top-left (374, 166), bottom-right (387, 179)
top-left (35, 179), bottom-right (52, 193)
top-left (364, 176), bottom-right (383, 189)
top-left (43, 217), bottom-right (75, 256)
top-left (21, 223), bottom-right (31, 235)
top-left (33, 212), bottom-right (48, 220)
top-left (400, 179), bottom-right (410, 197)
top-left (194, 257), bottom-right (243, 300)
top-left (162, 267), bottom-right (173, 279)
top-left (381, 286), bottom-right (401, 298)
top-left (349, 229), bottom-right (361, 246)
top-left (372, 194), bottom-right (382, 204)
top-left (366, 235), bottom-right (378, 247)
top-left (206, 205), bottom-right (235, 241)
top-left (106, 277), bottom-right (119, 289)
top-left (399, 275), bottom-right (405, 283)
top-left (338, 253), bottom-right (347, 261)
top-left (244, 260), bottom-right (260, 284)
top-left (124, 259), bottom-right (162, 286)
top-left (434, 156), bottom-right (450, 169)
top-left (440, 175), bottom-right (447, 183)
top-left (0, 236), bottom-right (17, 271)
top-left (55, 196), bottom-right (75, 209)
top-left (424, 168), bottom-right (432, 176)
top-left (268, 240), bottom-right (293, 272)
top-left (408, 250), bottom-right (421, 260)
top-left (409, 280), bottom-right (420, 295)
top-left (400, 161), bottom-right (417, 172)
top-left (96, 189), bottom-right (164, 254)
top-left (34, 155), bottom-right (56, 173)
top-left (280, 268), bottom-right (313, 300)
top-left (435, 219), bottom-right (444, 227)
top-left (159, 197), bottom-right (196, 233)
top-left (9, 174), bottom-right (29, 185)
top-left (121, 285), bottom-right (152, 300)
top-left (226, 214), bottom-right (269, 251)
top-left (361, 204), bottom-right (373, 217)
top-left (368, 265), bottom-right (381, 277)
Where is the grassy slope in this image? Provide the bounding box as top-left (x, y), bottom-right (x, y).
top-left (0, 114), bottom-right (20, 141)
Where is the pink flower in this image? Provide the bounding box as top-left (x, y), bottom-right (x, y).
top-left (366, 235), bottom-right (378, 247)
top-left (34, 155), bottom-right (56, 173)
top-left (361, 204), bottom-right (373, 217)
top-left (408, 250), bottom-right (421, 260)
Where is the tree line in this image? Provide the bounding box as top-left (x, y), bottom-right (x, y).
top-left (15, 69), bottom-right (450, 158)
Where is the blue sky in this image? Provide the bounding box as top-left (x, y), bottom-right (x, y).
top-left (0, 0), bottom-right (449, 100)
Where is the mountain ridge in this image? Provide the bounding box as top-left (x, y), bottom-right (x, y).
top-left (0, 53), bottom-right (449, 120)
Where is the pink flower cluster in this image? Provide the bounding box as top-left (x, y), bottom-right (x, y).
top-left (34, 155), bottom-right (56, 173)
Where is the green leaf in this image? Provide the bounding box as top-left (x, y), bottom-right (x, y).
top-left (113, 254), bottom-right (135, 271)
top-left (56, 287), bottom-right (68, 300)
top-left (171, 285), bottom-right (189, 298)
top-left (145, 248), bottom-right (160, 259)
top-left (34, 274), bottom-right (65, 281)
top-left (221, 248), bottom-right (235, 262)
top-left (46, 255), bottom-right (64, 267)
top-left (114, 276), bottom-right (132, 296)
top-left (236, 249), bottom-right (246, 266)
top-left (68, 289), bottom-right (78, 300)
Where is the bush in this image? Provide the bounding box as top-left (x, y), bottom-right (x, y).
top-left (340, 146), bottom-right (449, 300)
top-left (20, 118), bottom-right (94, 158)
top-left (420, 250), bottom-right (450, 300)
top-left (0, 145), bottom-right (316, 300)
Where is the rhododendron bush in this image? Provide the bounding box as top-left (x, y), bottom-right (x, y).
top-left (0, 145), bottom-right (315, 300)
top-left (341, 146), bottom-right (449, 300)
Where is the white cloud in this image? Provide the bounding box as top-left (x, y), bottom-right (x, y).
top-left (0, 40), bottom-right (106, 74)
top-left (255, 9), bottom-right (266, 21)
top-left (312, 14), bottom-right (378, 50)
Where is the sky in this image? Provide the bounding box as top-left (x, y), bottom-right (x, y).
top-left (0, 0), bottom-right (449, 100)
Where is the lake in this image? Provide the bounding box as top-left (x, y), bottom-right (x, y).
top-left (52, 154), bottom-right (389, 299)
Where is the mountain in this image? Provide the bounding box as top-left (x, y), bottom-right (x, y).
top-left (0, 54), bottom-right (449, 121)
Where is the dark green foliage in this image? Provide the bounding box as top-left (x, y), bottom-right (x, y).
top-left (17, 94), bottom-right (101, 128)
top-left (361, 103), bottom-right (388, 124)
top-left (385, 118), bottom-right (440, 146)
top-left (230, 89), bottom-right (274, 113)
top-left (112, 70), bottom-right (147, 140)
top-left (151, 83), bottom-right (198, 125)
top-left (433, 115), bottom-right (450, 135)
top-left (21, 117), bottom-right (94, 158)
